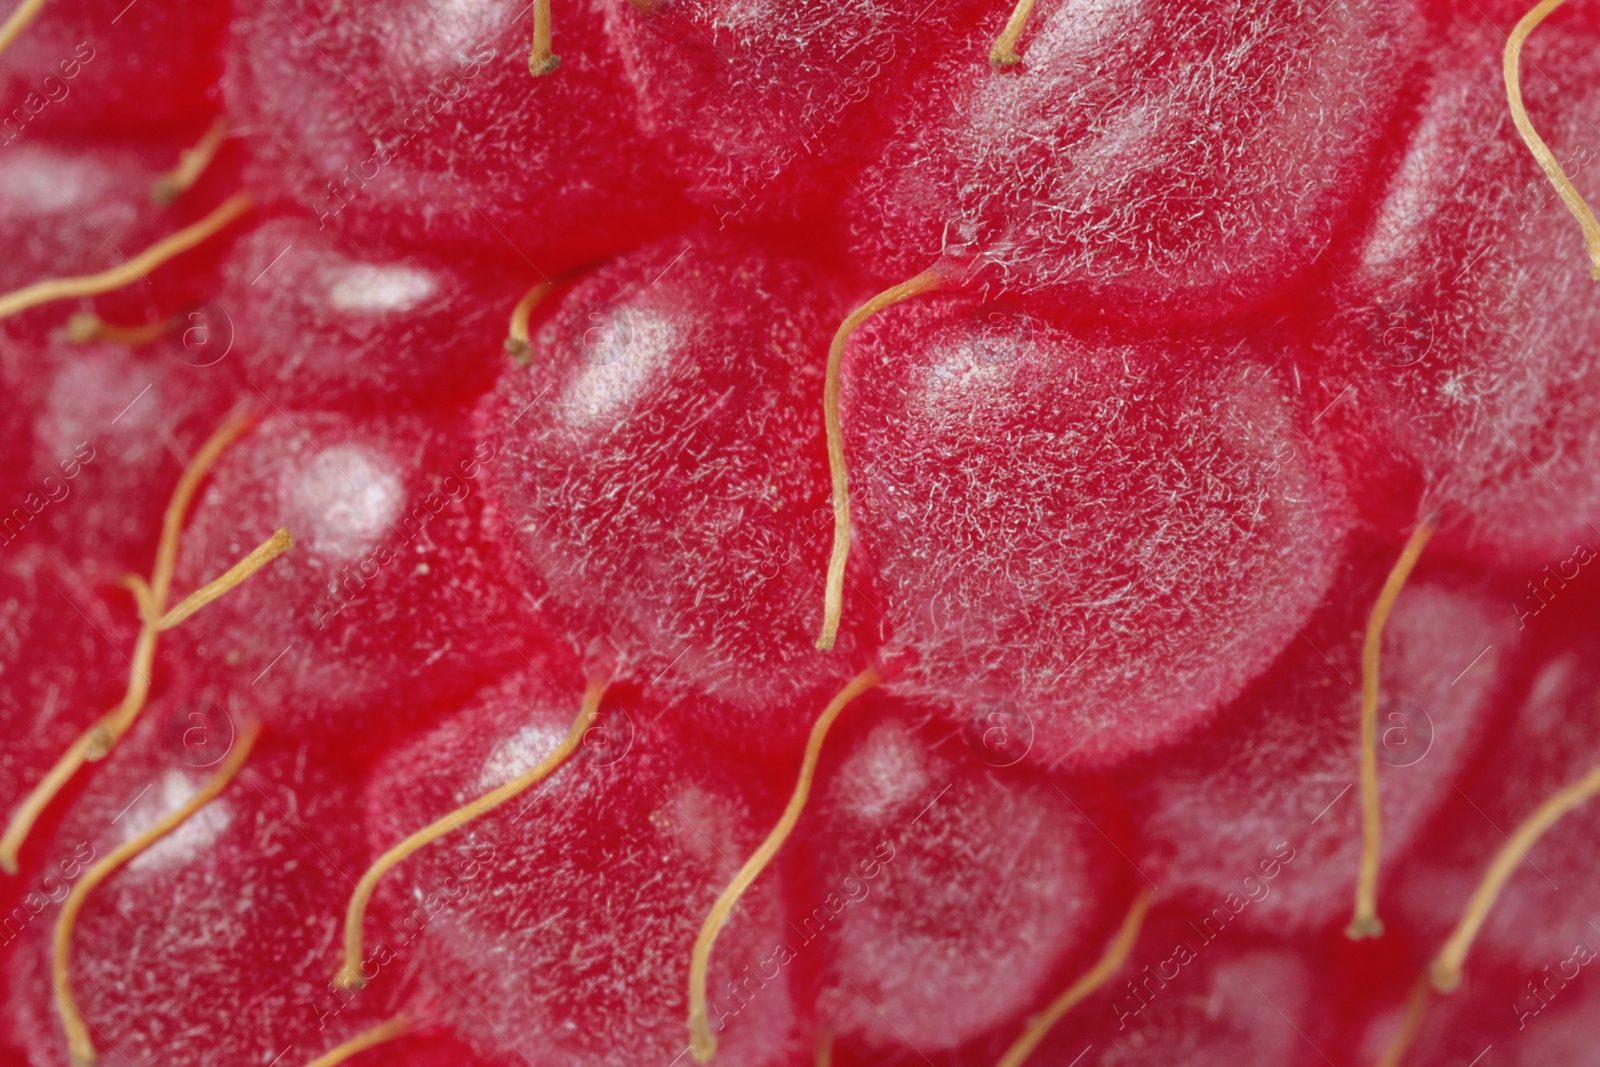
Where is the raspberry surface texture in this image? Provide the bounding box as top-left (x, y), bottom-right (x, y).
top-left (1, 2), bottom-right (1599, 1066)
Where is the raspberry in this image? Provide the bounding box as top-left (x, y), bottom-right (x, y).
top-left (4, 3), bottom-right (1600, 1066)
top-left (843, 0), bottom-right (1429, 319)
top-left (1348, 633), bottom-right (1600, 1063)
top-left (0, 550), bottom-right (135, 881)
top-left (1391, 616), bottom-right (1600, 960)
top-left (601, 0), bottom-right (981, 227)
top-left (0, 135), bottom-right (242, 324)
top-left (0, 1), bottom-right (224, 134)
top-left (0, 357), bottom-right (27, 509)
top-left (1023, 928), bottom-right (1324, 1067)
top-left (5, 330), bottom-right (244, 572)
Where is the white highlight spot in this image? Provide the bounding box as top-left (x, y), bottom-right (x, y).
top-left (655, 785), bottom-right (743, 865)
top-left (833, 723), bottom-right (932, 823)
top-left (124, 769), bottom-right (233, 873)
top-left (558, 307), bottom-right (678, 429)
top-left (1363, 104), bottom-right (1449, 272)
top-left (4, 148), bottom-right (115, 215)
top-left (289, 443), bottom-right (403, 560)
top-left (325, 264), bottom-right (438, 313)
top-left (474, 722), bottom-right (568, 797)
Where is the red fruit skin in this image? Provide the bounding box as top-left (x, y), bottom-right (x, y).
top-left (1019, 924), bottom-right (1330, 1067)
top-left (785, 697), bottom-right (1132, 1055)
top-left (164, 411), bottom-right (546, 744)
top-left (1120, 541), bottom-right (1519, 934)
top-left (841, 297), bottom-right (1349, 770)
top-left (1454, 0), bottom-right (1600, 33)
top-left (0, 138), bottom-right (153, 296)
top-left (362, 670), bottom-right (800, 1067)
top-left (2, 2), bottom-right (1596, 1061)
top-left (3, 329), bottom-right (245, 575)
top-left (1341, 564), bottom-right (1600, 1064)
top-left (0, 395), bottom-right (26, 515)
top-left (1302, 12), bottom-right (1600, 567)
top-left (0, 2), bottom-right (225, 135)
top-left (0, 346), bottom-right (34, 511)
top-left (478, 235), bottom-right (878, 744)
top-left (1353, 974), bottom-right (1600, 1067)
top-left (0, 549), bottom-right (136, 897)
top-left (602, 0), bottom-right (984, 228)
top-left (216, 215), bottom-right (518, 414)
top-left (0, 134), bottom-right (251, 348)
top-left (3, 707), bottom-right (402, 1067)
top-left (225, 0), bottom-right (692, 270)
top-left (0, 135), bottom-right (245, 323)
top-left (369, 1030), bottom-right (512, 1067)
top-left (843, 0), bottom-right (1430, 321)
